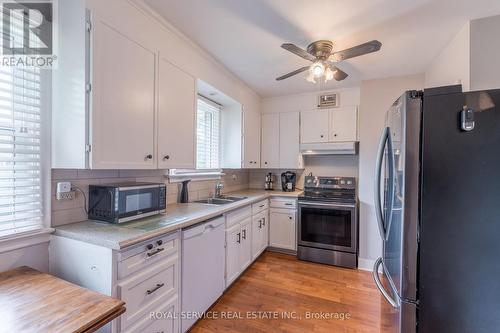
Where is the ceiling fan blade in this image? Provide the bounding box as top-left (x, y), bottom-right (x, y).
top-left (276, 66), bottom-right (310, 81)
top-left (332, 66), bottom-right (348, 81)
top-left (330, 40), bottom-right (382, 62)
top-left (281, 43), bottom-right (316, 62)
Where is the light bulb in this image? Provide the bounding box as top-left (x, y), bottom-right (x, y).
top-left (306, 71), bottom-right (316, 83)
top-left (324, 67), bottom-right (334, 81)
top-left (312, 62), bottom-right (325, 77)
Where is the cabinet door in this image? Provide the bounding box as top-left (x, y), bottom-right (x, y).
top-left (261, 113), bottom-right (280, 168)
top-left (300, 110), bottom-right (329, 143)
top-left (225, 224), bottom-right (241, 287)
top-left (269, 210), bottom-right (297, 251)
top-left (251, 216), bottom-right (263, 260)
top-left (243, 106), bottom-right (261, 168)
top-left (279, 112), bottom-right (302, 169)
top-left (157, 58), bottom-right (196, 169)
top-left (330, 106), bottom-right (358, 142)
top-left (91, 18), bottom-right (156, 169)
top-left (239, 218), bottom-right (252, 270)
top-left (260, 210), bottom-right (269, 252)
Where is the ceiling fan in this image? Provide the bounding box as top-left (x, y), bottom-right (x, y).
top-left (276, 39), bottom-right (382, 83)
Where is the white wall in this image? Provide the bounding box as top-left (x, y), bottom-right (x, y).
top-left (0, 242), bottom-right (49, 272)
top-left (470, 14), bottom-right (500, 91)
top-left (425, 22), bottom-right (470, 91)
top-left (358, 74), bottom-right (424, 270)
top-left (261, 87), bottom-right (360, 114)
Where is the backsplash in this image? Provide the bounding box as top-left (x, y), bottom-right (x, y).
top-left (249, 155), bottom-right (359, 190)
top-left (51, 169), bottom-right (249, 227)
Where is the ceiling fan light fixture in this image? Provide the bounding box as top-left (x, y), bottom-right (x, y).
top-left (324, 67), bottom-right (334, 82)
top-left (306, 71), bottom-right (316, 83)
top-left (311, 61), bottom-right (325, 77)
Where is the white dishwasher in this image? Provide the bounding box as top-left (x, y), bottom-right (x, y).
top-left (181, 216), bottom-right (225, 333)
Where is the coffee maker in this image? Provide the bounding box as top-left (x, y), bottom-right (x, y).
top-left (281, 171), bottom-right (297, 192)
top-left (264, 173), bottom-right (275, 191)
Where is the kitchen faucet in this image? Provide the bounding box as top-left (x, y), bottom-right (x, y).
top-left (214, 181), bottom-right (224, 198)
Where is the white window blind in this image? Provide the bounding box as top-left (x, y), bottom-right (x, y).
top-left (0, 9), bottom-right (44, 236)
top-left (196, 97), bottom-right (221, 170)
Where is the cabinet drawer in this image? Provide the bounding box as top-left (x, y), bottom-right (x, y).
top-left (122, 295), bottom-right (178, 333)
top-left (252, 199), bottom-right (269, 215)
top-left (225, 205), bottom-right (251, 227)
top-left (270, 198), bottom-right (297, 209)
top-left (118, 255), bottom-right (179, 331)
top-left (118, 231), bottom-right (179, 279)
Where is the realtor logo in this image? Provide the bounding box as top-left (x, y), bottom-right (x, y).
top-left (1, 1), bottom-right (56, 67)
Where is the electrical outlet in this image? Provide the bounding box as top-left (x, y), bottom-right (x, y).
top-left (56, 182), bottom-right (74, 200)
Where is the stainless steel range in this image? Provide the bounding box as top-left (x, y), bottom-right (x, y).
top-left (297, 176), bottom-right (358, 269)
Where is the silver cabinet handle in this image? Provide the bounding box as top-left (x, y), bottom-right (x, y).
top-left (237, 232), bottom-right (241, 243)
top-left (145, 154), bottom-right (153, 160)
top-left (259, 204), bottom-right (265, 208)
top-left (258, 219), bottom-right (262, 229)
top-left (242, 229), bottom-right (246, 240)
top-left (262, 217), bottom-right (266, 226)
top-left (147, 247), bottom-right (164, 257)
top-left (372, 258), bottom-right (399, 308)
top-left (146, 283), bottom-right (164, 295)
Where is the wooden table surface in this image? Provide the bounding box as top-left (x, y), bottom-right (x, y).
top-left (0, 266), bottom-right (125, 333)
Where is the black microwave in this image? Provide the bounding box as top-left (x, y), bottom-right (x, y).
top-left (88, 182), bottom-right (166, 223)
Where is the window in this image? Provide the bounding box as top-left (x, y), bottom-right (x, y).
top-left (196, 97), bottom-right (221, 169)
top-left (169, 96), bottom-right (222, 180)
top-left (0, 10), bottom-right (46, 237)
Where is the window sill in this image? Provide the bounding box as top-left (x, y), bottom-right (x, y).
top-left (0, 228), bottom-right (54, 254)
top-left (168, 171), bottom-right (225, 183)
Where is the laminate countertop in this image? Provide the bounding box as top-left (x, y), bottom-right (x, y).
top-left (54, 189), bottom-right (302, 250)
top-left (0, 266), bottom-right (125, 333)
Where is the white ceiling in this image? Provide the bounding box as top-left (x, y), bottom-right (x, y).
top-left (144, 0), bottom-right (500, 98)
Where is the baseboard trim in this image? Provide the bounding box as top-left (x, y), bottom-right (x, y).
top-left (358, 257), bottom-right (376, 272)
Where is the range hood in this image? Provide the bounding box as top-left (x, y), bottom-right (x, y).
top-left (300, 142), bottom-right (359, 155)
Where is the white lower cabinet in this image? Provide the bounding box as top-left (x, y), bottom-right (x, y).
top-left (251, 210), bottom-right (269, 260)
top-left (225, 200), bottom-right (269, 288)
top-left (49, 231), bottom-right (181, 333)
top-left (225, 208), bottom-right (253, 287)
top-left (269, 198), bottom-right (297, 251)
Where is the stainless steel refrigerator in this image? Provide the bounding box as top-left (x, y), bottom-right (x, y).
top-left (373, 85), bottom-right (500, 333)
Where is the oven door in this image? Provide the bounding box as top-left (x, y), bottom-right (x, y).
top-left (298, 201), bottom-right (357, 253)
top-left (117, 185), bottom-right (160, 222)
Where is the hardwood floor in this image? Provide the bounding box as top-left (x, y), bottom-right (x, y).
top-left (190, 251), bottom-right (397, 333)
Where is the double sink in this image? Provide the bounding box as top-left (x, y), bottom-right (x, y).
top-left (193, 196), bottom-right (247, 205)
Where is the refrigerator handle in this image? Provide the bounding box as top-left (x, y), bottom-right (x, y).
top-left (373, 257), bottom-right (399, 309)
top-left (374, 127), bottom-right (392, 240)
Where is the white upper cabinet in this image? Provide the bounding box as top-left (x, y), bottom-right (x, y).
top-left (91, 17), bottom-right (156, 169)
top-left (279, 112), bottom-right (303, 169)
top-left (300, 110), bottom-right (329, 143)
top-left (300, 107), bottom-right (358, 146)
top-left (261, 114), bottom-right (280, 168)
top-left (242, 106), bottom-right (261, 168)
top-left (330, 106), bottom-right (358, 142)
top-left (157, 58), bottom-right (196, 169)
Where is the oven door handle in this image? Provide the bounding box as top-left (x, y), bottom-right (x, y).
top-left (298, 201), bottom-right (356, 209)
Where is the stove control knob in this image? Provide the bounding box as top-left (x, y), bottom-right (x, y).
top-left (340, 180), bottom-right (346, 185)
top-left (347, 180), bottom-right (352, 185)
